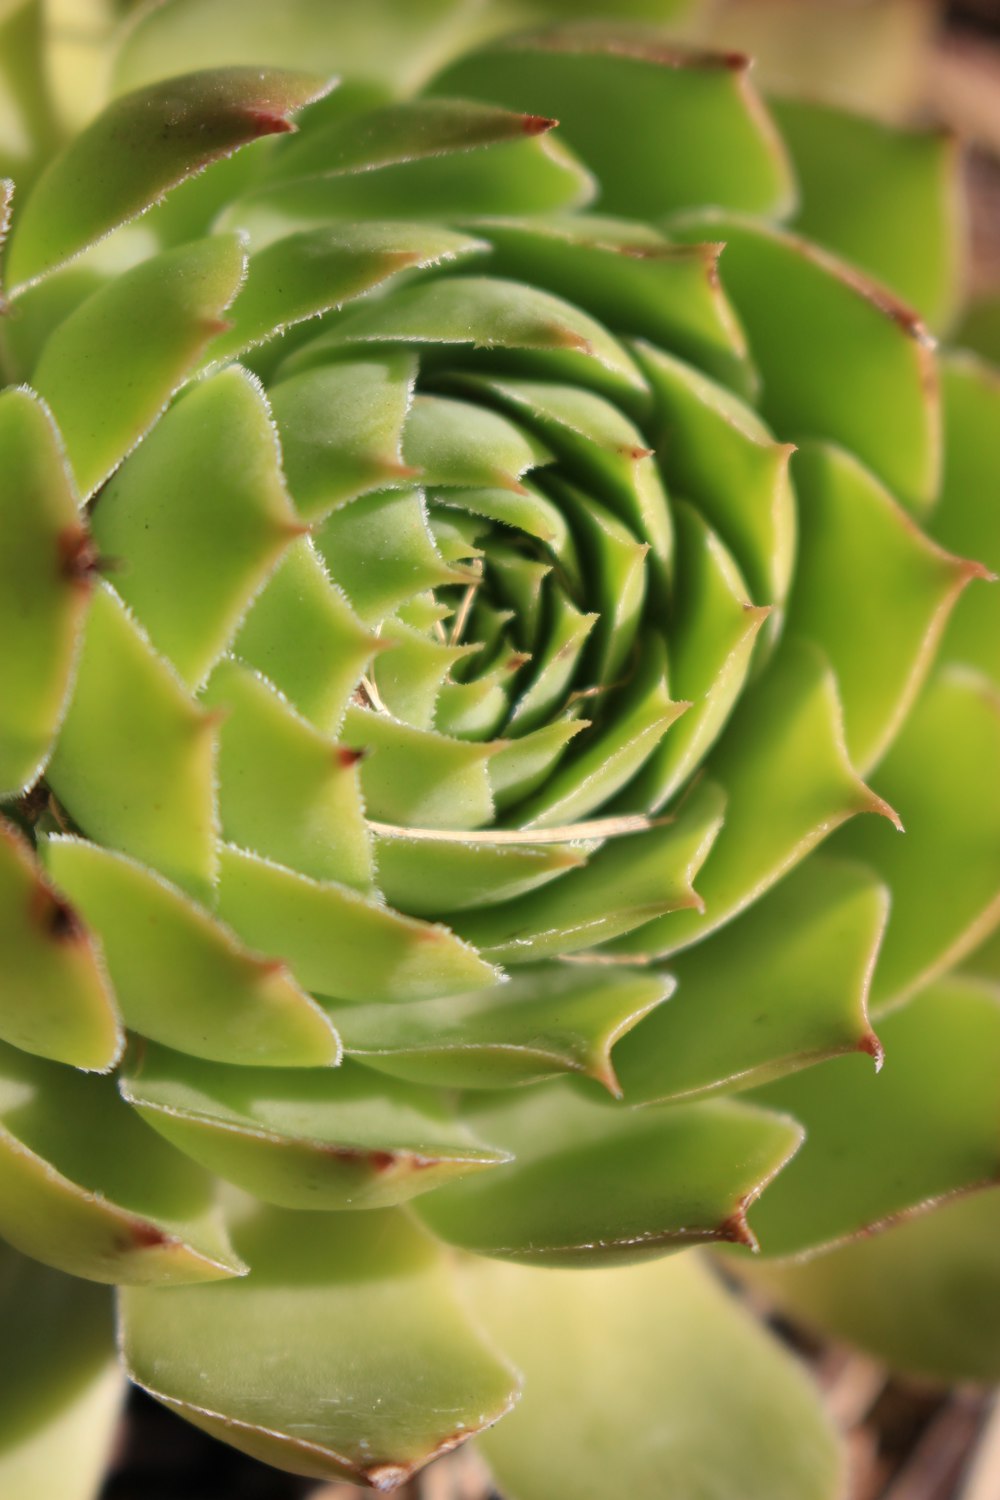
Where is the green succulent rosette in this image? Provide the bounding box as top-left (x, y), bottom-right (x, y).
top-left (1, 4), bottom-right (998, 1497)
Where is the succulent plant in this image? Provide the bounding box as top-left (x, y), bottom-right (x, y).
top-left (1, 3), bottom-right (998, 1497)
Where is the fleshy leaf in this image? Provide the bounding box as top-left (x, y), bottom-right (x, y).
top-left (340, 703), bottom-right (499, 831)
top-left (6, 67), bottom-right (329, 290)
top-left (334, 966), bottom-right (671, 1091)
top-left (233, 536), bottom-right (378, 733)
top-left (0, 820), bottom-right (121, 1071)
top-left (608, 640), bottom-right (896, 960)
top-left (269, 355), bottom-right (416, 521)
top-left (671, 215), bottom-right (940, 513)
top-left (431, 31), bottom-right (794, 219)
top-left (454, 778), bottom-right (724, 961)
top-left (0, 386), bottom-right (92, 793)
top-left (46, 584), bottom-right (220, 901)
top-left (745, 1186), bottom-right (1000, 1385)
top-left (931, 353), bottom-right (1000, 682)
top-left (467, 1253), bottom-right (842, 1500)
top-left (472, 216), bottom-right (754, 395)
top-left (206, 222), bottom-right (485, 363)
top-left (120, 1205), bottom-right (518, 1487)
top-left (203, 658), bottom-right (373, 889)
top-left (371, 826), bottom-right (587, 917)
top-left (31, 233), bottom-right (247, 498)
top-left (0, 1245), bottom-right (124, 1500)
top-left (773, 98), bottom-right (964, 332)
top-left (122, 1048), bottom-right (508, 1210)
top-left (615, 857), bottom-right (886, 1104)
top-left (833, 669), bottom-right (1000, 1012)
top-left (91, 365), bottom-right (302, 687)
top-left (745, 978), bottom-right (1000, 1258)
top-left (0, 1042), bottom-right (245, 1284)
top-left (215, 843), bottom-right (500, 1002)
top-left (43, 837), bottom-right (339, 1068)
top-left (786, 441), bottom-right (984, 773)
top-left (416, 1080), bottom-right (802, 1266)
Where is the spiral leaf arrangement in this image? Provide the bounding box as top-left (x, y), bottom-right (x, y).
top-left (0, 4), bottom-right (998, 1497)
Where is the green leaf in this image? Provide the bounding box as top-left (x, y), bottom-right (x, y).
top-left (373, 828), bottom-right (590, 920)
top-left (471, 216), bottom-right (754, 395)
top-left (608, 640), bottom-right (897, 961)
top-left (0, 819), bottom-right (121, 1071)
top-left (416, 1080), bottom-right (802, 1265)
top-left (746, 978), bottom-right (1000, 1258)
top-left (509, 636), bottom-right (689, 829)
top-left (122, 1048), bottom-right (508, 1210)
top-left (745, 1185), bottom-right (1000, 1385)
top-left (931, 353), bottom-right (1000, 682)
top-left (47, 584), bottom-right (220, 901)
top-left (672, 216), bottom-right (941, 513)
top-left (215, 843), bottom-right (500, 1002)
top-left (207, 222), bottom-right (485, 363)
top-left (335, 965), bottom-right (670, 1091)
top-left (620, 502), bottom-right (769, 810)
top-left (635, 340), bottom-right (794, 609)
top-left (269, 355), bottom-right (416, 521)
top-left (834, 669), bottom-right (1000, 1012)
top-left (43, 837), bottom-right (339, 1068)
top-left (0, 386), bottom-right (92, 794)
top-left (6, 67), bottom-right (329, 290)
top-left (773, 98), bottom-right (964, 332)
top-left (403, 391), bottom-right (548, 494)
top-left (202, 658), bottom-right (374, 889)
top-left (223, 120), bottom-right (592, 233)
top-left (92, 366), bottom-right (303, 687)
top-left (431, 31), bottom-right (794, 220)
top-left (325, 274), bottom-right (647, 407)
top-left (120, 1205), bottom-right (518, 1487)
top-left (341, 703), bottom-right (500, 830)
top-left (615, 857), bottom-right (886, 1104)
top-left (31, 233), bottom-right (247, 499)
top-left (0, 1042), bottom-right (245, 1284)
top-left (233, 536), bottom-right (378, 733)
top-left (0, 1245), bottom-right (124, 1500)
top-left (455, 778), bottom-right (724, 962)
top-left (466, 1253), bottom-right (842, 1500)
top-left (786, 442), bottom-right (983, 773)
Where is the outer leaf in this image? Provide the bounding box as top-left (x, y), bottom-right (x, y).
top-left (0, 820), bottom-right (121, 1071)
top-left (371, 827), bottom-right (586, 917)
top-left (614, 857), bottom-right (886, 1104)
top-left (47, 584), bottom-right (220, 901)
top-left (43, 837), bottom-right (339, 1068)
top-left (745, 1186), bottom-right (1000, 1384)
top-left (416, 1080), bottom-right (802, 1265)
top-left (0, 1245), bottom-right (124, 1500)
top-left (0, 1042), bottom-right (245, 1284)
top-left (333, 966), bottom-right (671, 1092)
top-left (467, 1253), bottom-right (842, 1500)
top-left (0, 386), bottom-right (91, 793)
top-left (91, 365), bottom-right (303, 687)
top-left (745, 978), bottom-right (1000, 1258)
top-left (431, 31), bottom-right (794, 219)
top-left (773, 98), bottom-right (964, 332)
top-left (215, 843), bottom-right (499, 1002)
top-left (121, 1048), bottom-right (508, 1210)
top-left (32, 233), bottom-right (247, 498)
top-left (672, 215), bottom-right (940, 513)
top-left (786, 441), bottom-right (984, 773)
top-left (834, 669), bottom-right (1000, 1012)
top-left (120, 1206), bottom-right (519, 1487)
top-left (6, 66), bottom-right (328, 290)
top-left (931, 353), bottom-right (1000, 682)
